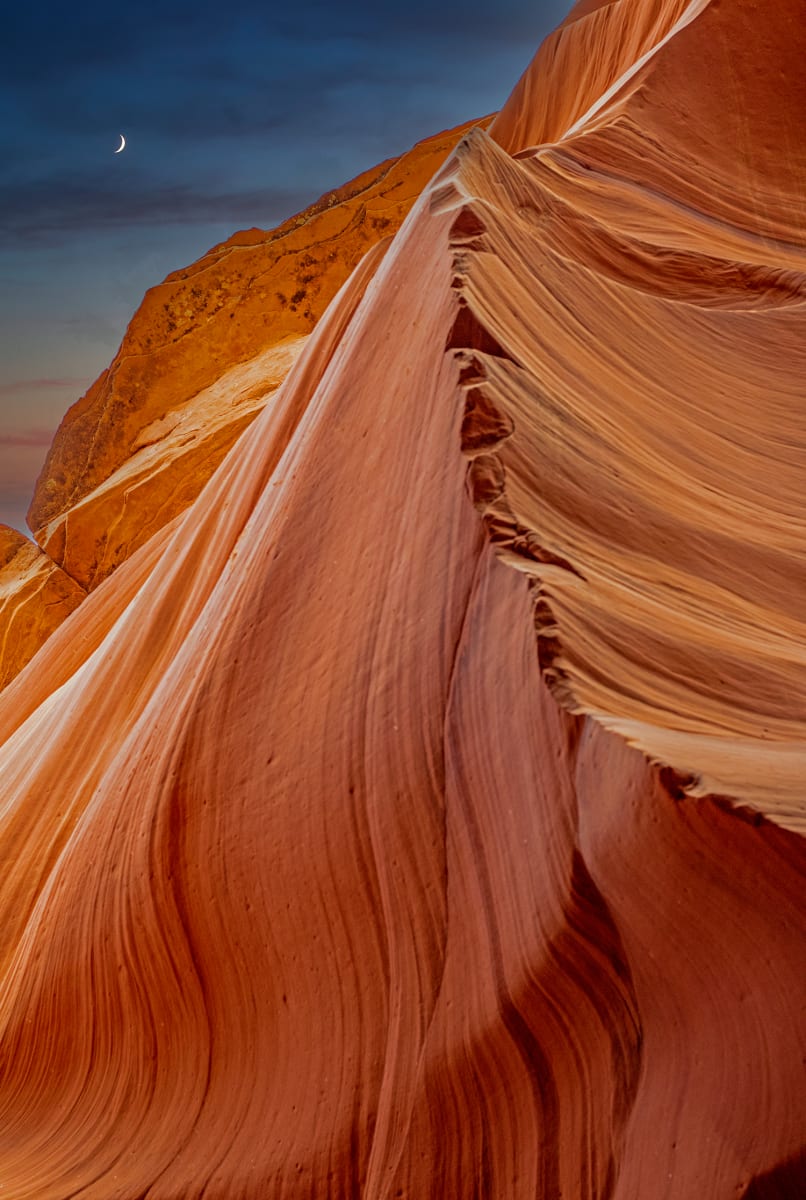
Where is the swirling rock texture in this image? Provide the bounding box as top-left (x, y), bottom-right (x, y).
top-left (0, 1), bottom-right (804, 1197)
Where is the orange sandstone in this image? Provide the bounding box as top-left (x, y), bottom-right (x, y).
top-left (28, 119), bottom-right (487, 591)
top-left (0, 526), bottom-right (84, 690)
top-left (0, 3), bottom-right (803, 1198)
top-left (0, 121), bottom-right (482, 692)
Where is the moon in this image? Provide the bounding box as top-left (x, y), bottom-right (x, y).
top-left (114, 134), bottom-right (126, 154)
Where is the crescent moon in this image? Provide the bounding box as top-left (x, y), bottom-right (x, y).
top-left (115, 134), bottom-right (126, 154)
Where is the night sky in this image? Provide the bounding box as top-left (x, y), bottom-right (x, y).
top-left (0, 0), bottom-right (567, 534)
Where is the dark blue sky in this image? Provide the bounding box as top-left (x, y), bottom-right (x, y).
top-left (0, 0), bottom-right (567, 532)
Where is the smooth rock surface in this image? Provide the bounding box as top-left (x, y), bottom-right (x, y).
top-left (28, 119), bottom-right (486, 591)
top-left (0, 2), bottom-right (803, 1197)
top-left (0, 526), bottom-right (85, 691)
top-left (0, 122), bottom-right (481, 692)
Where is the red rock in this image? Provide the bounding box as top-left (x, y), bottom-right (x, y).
top-left (0, 2), bottom-right (803, 1197)
top-left (0, 526), bottom-right (84, 691)
top-left (28, 119), bottom-right (487, 592)
top-left (0, 122), bottom-right (483, 693)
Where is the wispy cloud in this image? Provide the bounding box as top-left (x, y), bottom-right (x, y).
top-left (0, 1), bottom-right (566, 253)
top-left (0, 429), bottom-right (55, 447)
top-left (0, 378), bottom-right (90, 396)
top-left (0, 173), bottom-right (313, 245)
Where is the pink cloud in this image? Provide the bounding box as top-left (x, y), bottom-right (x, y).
top-left (0, 377), bottom-right (90, 396)
top-left (0, 430), bottom-right (55, 448)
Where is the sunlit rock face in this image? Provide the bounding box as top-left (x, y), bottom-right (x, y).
top-left (0, 2), bottom-right (804, 1198)
top-left (0, 121), bottom-right (479, 694)
top-left (0, 526), bottom-right (85, 690)
top-left (27, 119), bottom-right (484, 592)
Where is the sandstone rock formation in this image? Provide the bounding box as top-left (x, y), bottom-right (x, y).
top-left (0, 526), bottom-right (84, 690)
top-left (0, 121), bottom-right (481, 696)
top-left (27, 120), bottom-right (485, 592)
top-left (0, 2), bottom-right (803, 1198)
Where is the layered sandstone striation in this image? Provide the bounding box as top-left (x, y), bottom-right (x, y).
top-left (475, 0), bottom-right (806, 832)
top-left (27, 120), bottom-right (485, 592)
top-left (0, 2), bottom-right (803, 1198)
top-left (0, 121), bottom-right (480, 692)
top-left (0, 526), bottom-right (85, 690)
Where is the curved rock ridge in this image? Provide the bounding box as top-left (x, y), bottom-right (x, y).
top-left (0, 2), bottom-right (803, 1198)
top-left (457, 0), bottom-right (806, 832)
top-left (27, 118), bottom-right (487, 592)
top-left (491, 0), bottom-right (701, 151)
top-left (33, 335), bottom-right (308, 587)
top-left (0, 121), bottom-right (482, 690)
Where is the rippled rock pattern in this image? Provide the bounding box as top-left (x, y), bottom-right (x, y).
top-left (0, 2), bottom-right (803, 1197)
